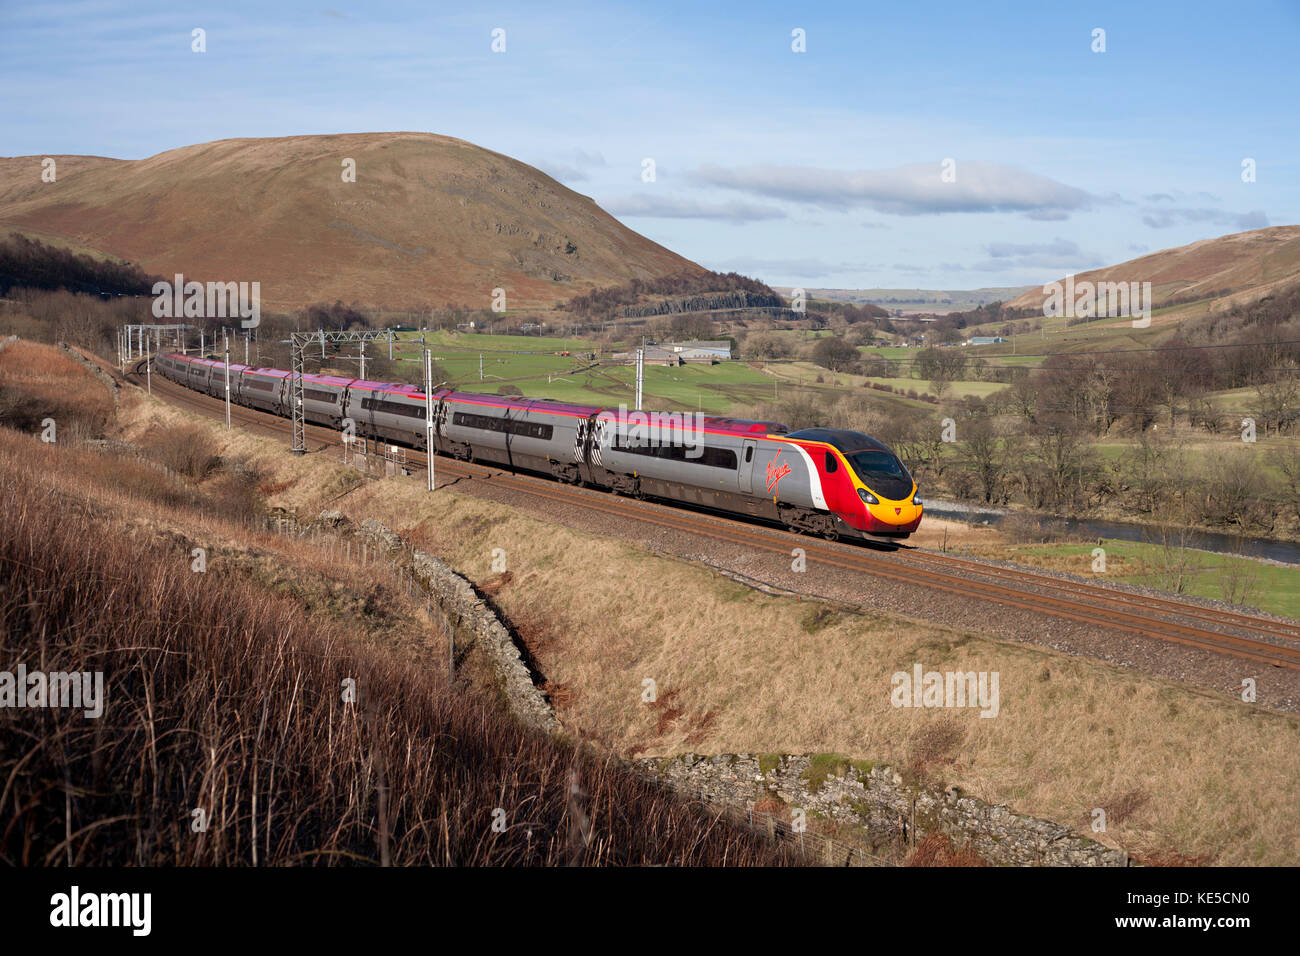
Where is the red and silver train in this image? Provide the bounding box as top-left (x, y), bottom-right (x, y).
top-left (153, 351), bottom-right (923, 541)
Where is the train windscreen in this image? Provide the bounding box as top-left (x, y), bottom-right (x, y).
top-left (843, 449), bottom-right (913, 500)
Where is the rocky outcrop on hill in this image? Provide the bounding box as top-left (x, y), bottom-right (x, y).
top-left (619, 290), bottom-right (788, 317)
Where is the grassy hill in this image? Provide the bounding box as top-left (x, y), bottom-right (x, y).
top-left (0, 133), bottom-right (703, 311)
top-left (1005, 225), bottom-right (1300, 321)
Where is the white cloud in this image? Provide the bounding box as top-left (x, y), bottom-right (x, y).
top-left (709, 256), bottom-right (876, 279)
top-left (1140, 207), bottom-right (1270, 230)
top-left (969, 238), bottom-right (1104, 273)
top-left (602, 194), bottom-right (787, 223)
top-left (688, 160), bottom-right (1094, 217)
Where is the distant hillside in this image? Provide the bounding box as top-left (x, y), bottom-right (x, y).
top-left (0, 133), bottom-right (703, 310)
top-left (1005, 225), bottom-right (1300, 316)
top-left (563, 270), bottom-right (778, 318)
top-left (775, 286), bottom-right (1033, 315)
top-left (0, 232), bottom-right (160, 296)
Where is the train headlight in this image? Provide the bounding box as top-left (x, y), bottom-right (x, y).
top-left (857, 489), bottom-right (879, 505)
top-left (913, 495), bottom-right (923, 507)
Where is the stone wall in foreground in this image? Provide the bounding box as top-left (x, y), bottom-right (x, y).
top-left (351, 516), bottom-right (561, 736)
top-left (640, 752), bottom-right (1131, 867)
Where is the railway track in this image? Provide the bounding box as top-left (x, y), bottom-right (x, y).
top-left (133, 365), bottom-right (1300, 672)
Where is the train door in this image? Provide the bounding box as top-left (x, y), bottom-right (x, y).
top-left (738, 439), bottom-right (758, 495)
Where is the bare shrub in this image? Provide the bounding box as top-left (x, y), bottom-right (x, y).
top-left (140, 424), bottom-right (221, 479)
top-left (907, 717), bottom-right (965, 783)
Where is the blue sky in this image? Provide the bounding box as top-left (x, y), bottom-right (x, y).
top-left (2, 0), bottom-right (1297, 290)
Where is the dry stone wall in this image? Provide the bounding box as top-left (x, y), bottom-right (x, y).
top-left (59, 342), bottom-right (121, 410)
top-left (350, 516), bottom-right (561, 736)
top-left (641, 753), bottom-right (1131, 867)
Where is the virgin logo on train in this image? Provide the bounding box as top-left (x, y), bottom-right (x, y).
top-left (766, 451), bottom-right (791, 494)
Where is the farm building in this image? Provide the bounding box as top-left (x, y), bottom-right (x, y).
top-left (610, 346), bottom-right (683, 366)
top-left (661, 340), bottom-right (732, 362)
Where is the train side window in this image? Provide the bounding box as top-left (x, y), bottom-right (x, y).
top-left (825, 451), bottom-right (838, 473)
top-left (745, 446), bottom-right (753, 463)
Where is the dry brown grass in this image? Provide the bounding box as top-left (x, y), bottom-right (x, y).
top-left (137, 421), bottom-right (222, 479)
top-left (317, 459), bottom-right (1300, 866)
top-left (907, 717), bottom-right (966, 784)
top-left (0, 339), bottom-right (113, 440)
top-left (907, 831), bottom-right (988, 867)
top-left (0, 431), bottom-right (796, 866)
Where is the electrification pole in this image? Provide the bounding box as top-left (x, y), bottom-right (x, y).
top-left (224, 340), bottom-right (231, 429)
top-left (360, 340), bottom-right (366, 379)
top-left (635, 346), bottom-right (644, 410)
top-left (146, 352), bottom-right (151, 394)
top-left (479, 353), bottom-right (483, 382)
top-left (424, 349), bottom-right (435, 492)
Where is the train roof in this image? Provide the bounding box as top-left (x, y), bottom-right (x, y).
top-left (442, 391), bottom-right (600, 417)
top-left (349, 379), bottom-right (422, 394)
top-left (699, 416), bottom-right (789, 436)
top-left (301, 374), bottom-right (355, 387)
top-left (784, 428), bottom-right (893, 453)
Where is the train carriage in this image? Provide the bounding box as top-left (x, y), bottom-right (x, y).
top-left (184, 358), bottom-right (209, 392)
top-left (344, 381), bottom-right (429, 446)
top-left (240, 368), bottom-right (289, 415)
top-left (299, 374), bottom-right (350, 428)
top-left (440, 393), bottom-right (588, 482)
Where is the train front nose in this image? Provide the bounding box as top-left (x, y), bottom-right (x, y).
top-left (859, 489), bottom-right (923, 531)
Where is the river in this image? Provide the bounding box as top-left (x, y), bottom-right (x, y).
top-left (925, 500), bottom-right (1300, 566)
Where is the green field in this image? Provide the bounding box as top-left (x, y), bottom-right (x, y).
top-left (382, 331), bottom-right (776, 413)
top-left (393, 330), bottom-right (599, 354)
top-left (857, 346), bottom-right (914, 361)
top-left (866, 376), bottom-right (1008, 399)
